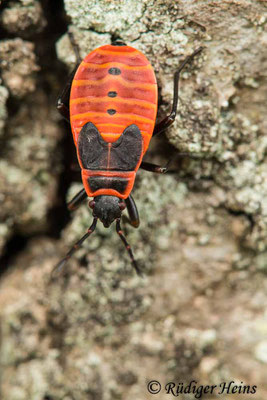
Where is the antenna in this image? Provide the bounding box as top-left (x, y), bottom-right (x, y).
top-left (52, 217), bottom-right (98, 277)
top-left (116, 219), bottom-right (142, 276)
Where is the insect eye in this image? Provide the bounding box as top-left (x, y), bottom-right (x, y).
top-left (119, 202), bottom-right (126, 210)
top-left (89, 200), bottom-right (95, 209)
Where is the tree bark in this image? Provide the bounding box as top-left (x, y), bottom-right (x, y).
top-left (0, 1), bottom-right (267, 399)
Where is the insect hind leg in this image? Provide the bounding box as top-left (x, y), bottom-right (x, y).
top-left (57, 65), bottom-right (79, 121)
top-left (153, 47), bottom-right (203, 136)
top-left (68, 31), bottom-right (82, 64)
top-left (56, 31), bottom-right (83, 121)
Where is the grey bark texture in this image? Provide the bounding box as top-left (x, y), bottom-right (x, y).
top-left (0, 0), bottom-right (267, 399)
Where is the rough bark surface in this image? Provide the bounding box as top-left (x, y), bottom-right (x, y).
top-left (0, 1), bottom-right (267, 399)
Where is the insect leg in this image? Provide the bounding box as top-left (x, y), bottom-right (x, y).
top-left (153, 47), bottom-right (203, 136)
top-left (57, 31), bottom-right (83, 121)
top-left (116, 219), bottom-right (142, 276)
top-left (68, 31), bottom-right (82, 64)
top-left (67, 188), bottom-right (87, 211)
top-left (57, 65), bottom-right (79, 122)
top-left (124, 195), bottom-right (140, 228)
top-left (140, 159), bottom-right (173, 174)
top-left (52, 217), bottom-right (98, 277)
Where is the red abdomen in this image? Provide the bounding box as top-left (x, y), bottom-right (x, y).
top-left (70, 45), bottom-right (157, 151)
top-left (69, 44), bottom-right (158, 199)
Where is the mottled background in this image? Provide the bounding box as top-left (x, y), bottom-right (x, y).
top-left (0, 0), bottom-right (267, 399)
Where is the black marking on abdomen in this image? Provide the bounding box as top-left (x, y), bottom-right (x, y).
top-left (108, 91), bottom-right (117, 97)
top-left (78, 122), bottom-right (142, 171)
top-left (107, 109), bottom-right (116, 115)
top-left (88, 176), bottom-right (128, 194)
top-left (108, 67), bottom-right (121, 75)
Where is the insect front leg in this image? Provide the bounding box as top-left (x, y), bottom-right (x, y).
top-left (67, 188), bottom-right (87, 211)
top-left (124, 195), bottom-right (140, 228)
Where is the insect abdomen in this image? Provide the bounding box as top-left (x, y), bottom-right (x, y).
top-left (70, 45), bottom-right (158, 153)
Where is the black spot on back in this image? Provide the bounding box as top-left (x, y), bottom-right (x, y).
top-left (108, 67), bottom-right (121, 75)
top-left (108, 91), bottom-right (117, 98)
top-left (107, 109), bottom-right (116, 115)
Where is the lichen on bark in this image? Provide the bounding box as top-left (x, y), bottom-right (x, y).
top-left (0, 1), bottom-right (267, 399)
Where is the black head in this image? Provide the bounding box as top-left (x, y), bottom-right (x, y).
top-left (89, 195), bottom-right (126, 228)
top-left (54, 195), bottom-right (140, 276)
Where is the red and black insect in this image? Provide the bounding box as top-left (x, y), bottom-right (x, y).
top-left (55, 38), bottom-right (202, 275)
